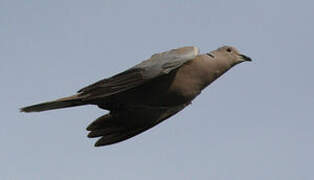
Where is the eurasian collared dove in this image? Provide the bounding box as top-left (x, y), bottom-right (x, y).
top-left (21, 46), bottom-right (251, 146)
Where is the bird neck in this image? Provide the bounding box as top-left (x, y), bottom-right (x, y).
top-left (198, 55), bottom-right (234, 89)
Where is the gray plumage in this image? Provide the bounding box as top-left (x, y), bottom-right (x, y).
top-left (21, 46), bottom-right (251, 146)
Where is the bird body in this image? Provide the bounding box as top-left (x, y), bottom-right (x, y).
top-left (21, 46), bottom-right (251, 146)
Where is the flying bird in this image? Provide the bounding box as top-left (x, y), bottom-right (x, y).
top-left (21, 46), bottom-right (252, 146)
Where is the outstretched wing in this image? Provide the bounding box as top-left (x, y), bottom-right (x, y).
top-left (78, 46), bottom-right (199, 99)
top-left (86, 103), bottom-right (189, 146)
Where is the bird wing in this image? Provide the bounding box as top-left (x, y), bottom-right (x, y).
top-left (87, 103), bottom-right (189, 146)
top-left (78, 46), bottom-right (199, 99)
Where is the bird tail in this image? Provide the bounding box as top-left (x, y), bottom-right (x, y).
top-left (20, 94), bottom-right (86, 112)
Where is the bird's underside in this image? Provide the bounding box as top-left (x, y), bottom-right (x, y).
top-left (22, 69), bottom-right (193, 146)
top-left (85, 72), bottom-right (193, 146)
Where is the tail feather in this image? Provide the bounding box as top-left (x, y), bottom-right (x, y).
top-left (20, 94), bottom-right (86, 112)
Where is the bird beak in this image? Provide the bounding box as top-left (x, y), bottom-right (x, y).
top-left (240, 54), bottom-right (252, 62)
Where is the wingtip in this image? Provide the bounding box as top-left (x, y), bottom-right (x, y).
top-left (94, 143), bottom-right (102, 147)
top-left (94, 140), bottom-right (105, 147)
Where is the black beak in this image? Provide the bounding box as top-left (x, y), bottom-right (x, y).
top-left (240, 54), bottom-right (252, 62)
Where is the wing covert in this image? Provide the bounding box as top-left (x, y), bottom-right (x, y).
top-left (78, 46), bottom-right (199, 98)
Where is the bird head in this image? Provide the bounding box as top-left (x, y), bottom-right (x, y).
top-left (208, 46), bottom-right (252, 66)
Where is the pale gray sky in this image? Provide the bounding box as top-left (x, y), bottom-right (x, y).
top-left (1, 0), bottom-right (314, 179)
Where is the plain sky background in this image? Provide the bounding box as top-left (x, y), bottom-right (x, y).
top-left (1, 0), bottom-right (313, 179)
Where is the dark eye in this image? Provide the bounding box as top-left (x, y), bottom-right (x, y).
top-left (226, 48), bottom-right (232, 53)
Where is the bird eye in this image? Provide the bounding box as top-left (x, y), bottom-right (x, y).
top-left (226, 48), bottom-right (232, 53)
